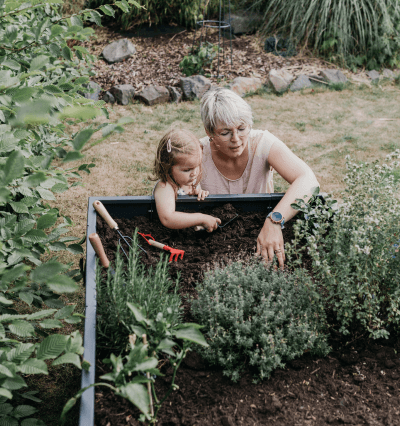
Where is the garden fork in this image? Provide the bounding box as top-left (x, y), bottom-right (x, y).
top-left (138, 233), bottom-right (184, 262)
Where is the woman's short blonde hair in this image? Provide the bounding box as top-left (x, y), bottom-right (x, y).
top-left (153, 128), bottom-right (202, 195)
top-left (200, 87), bottom-right (253, 134)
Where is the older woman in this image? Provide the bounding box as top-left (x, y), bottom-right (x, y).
top-left (199, 87), bottom-right (319, 268)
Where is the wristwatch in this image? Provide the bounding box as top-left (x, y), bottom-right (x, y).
top-left (267, 211), bottom-right (285, 229)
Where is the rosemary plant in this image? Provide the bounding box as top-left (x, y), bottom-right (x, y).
top-left (96, 232), bottom-right (182, 354)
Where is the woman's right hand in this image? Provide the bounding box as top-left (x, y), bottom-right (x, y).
top-left (200, 214), bottom-right (221, 232)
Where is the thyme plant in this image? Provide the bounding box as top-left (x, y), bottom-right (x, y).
top-left (191, 259), bottom-right (329, 382)
top-left (96, 234), bottom-right (182, 353)
top-left (287, 152), bottom-right (400, 339)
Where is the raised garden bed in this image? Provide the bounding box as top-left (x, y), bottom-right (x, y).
top-left (82, 195), bottom-right (400, 426)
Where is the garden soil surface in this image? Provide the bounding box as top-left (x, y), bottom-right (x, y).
top-left (94, 204), bottom-right (400, 426)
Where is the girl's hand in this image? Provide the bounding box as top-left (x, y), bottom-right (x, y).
top-left (201, 214), bottom-right (221, 232)
top-left (189, 185), bottom-right (209, 201)
top-left (256, 218), bottom-right (285, 269)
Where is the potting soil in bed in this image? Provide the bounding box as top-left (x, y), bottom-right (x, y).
top-left (94, 203), bottom-right (400, 426)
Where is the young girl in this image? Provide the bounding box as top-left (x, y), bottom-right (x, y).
top-left (153, 129), bottom-right (221, 232)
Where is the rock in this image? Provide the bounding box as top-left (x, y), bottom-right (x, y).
top-left (367, 70), bottom-right (380, 82)
top-left (382, 68), bottom-right (395, 79)
top-left (308, 74), bottom-right (328, 87)
top-left (82, 81), bottom-right (101, 100)
top-left (109, 84), bottom-right (135, 105)
top-left (180, 75), bottom-right (212, 100)
top-left (320, 69), bottom-right (348, 84)
top-left (268, 69), bottom-right (294, 93)
top-left (102, 38), bottom-right (137, 64)
top-left (167, 86), bottom-right (182, 103)
top-left (228, 76), bottom-right (262, 97)
top-left (227, 12), bottom-right (262, 35)
top-left (290, 75), bottom-right (313, 91)
top-left (135, 85), bottom-right (170, 106)
top-left (264, 36), bottom-right (297, 57)
top-left (102, 91), bottom-right (115, 104)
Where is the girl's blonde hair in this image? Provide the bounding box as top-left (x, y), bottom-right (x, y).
top-left (153, 129), bottom-right (202, 195)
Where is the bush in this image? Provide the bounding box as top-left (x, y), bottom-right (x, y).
top-left (191, 258), bottom-right (329, 382)
top-left (96, 234), bottom-right (183, 354)
top-left (253, 0), bottom-right (400, 69)
top-left (288, 152), bottom-right (400, 339)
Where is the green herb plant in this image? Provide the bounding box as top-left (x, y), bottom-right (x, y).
top-left (179, 42), bottom-right (218, 77)
top-left (287, 152), bottom-right (400, 339)
top-left (61, 301), bottom-right (208, 424)
top-left (96, 235), bottom-right (182, 354)
top-left (191, 258), bottom-right (329, 382)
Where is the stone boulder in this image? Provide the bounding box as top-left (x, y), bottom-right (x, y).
top-left (268, 69), bottom-right (294, 93)
top-left (82, 81), bottom-right (101, 100)
top-left (227, 12), bottom-right (262, 35)
top-left (167, 86), bottom-right (182, 104)
top-left (109, 84), bottom-right (135, 105)
top-left (102, 39), bottom-right (137, 64)
top-left (102, 91), bottom-right (115, 104)
top-left (320, 69), bottom-right (347, 84)
top-left (135, 85), bottom-right (170, 106)
top-left (180, 75), bottom-right (212, 100)
top-left (228, 76), bottom-right (262, 97)
top-left (367, 70), bottom-right (380, 82)
top-left (382, 69), bottom-right (395, 79)
top-left (289, 75), bottom-right (313, 92)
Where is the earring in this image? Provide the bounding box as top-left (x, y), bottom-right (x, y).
top-left (209, 137), bottom-right (214, 142)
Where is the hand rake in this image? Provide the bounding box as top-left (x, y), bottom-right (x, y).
top-left (138, 233), bottom-right (184, 262)
top-left (88, 232), bottom-right (115, 275)
top-left (93, 200), bottom-right (147, 260)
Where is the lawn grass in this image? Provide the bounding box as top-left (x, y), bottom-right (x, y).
top-left (33, 80), bottom-right (400, 425)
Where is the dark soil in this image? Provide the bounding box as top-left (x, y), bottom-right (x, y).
top-left (94, 204), bottom-right (400, 426)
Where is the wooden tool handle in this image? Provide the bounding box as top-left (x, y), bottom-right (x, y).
top-left (148, 240), bottom-right (165, 250)
top-left (93, 200), bottom-right (118, 230)
top-left (89, 233), bottom-right (110, 268)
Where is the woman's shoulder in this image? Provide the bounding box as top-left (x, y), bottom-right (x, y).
top-left (250, 129), bottom-right (285, 157)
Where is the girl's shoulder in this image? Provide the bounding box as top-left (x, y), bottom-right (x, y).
top-left (154, 180), bottom-right (174, 197)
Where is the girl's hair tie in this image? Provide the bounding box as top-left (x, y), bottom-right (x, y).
top-left (166, 138), bottom-right (172, 153)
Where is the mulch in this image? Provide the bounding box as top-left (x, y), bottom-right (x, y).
top-left (94, 203), bottom-right (400, 426)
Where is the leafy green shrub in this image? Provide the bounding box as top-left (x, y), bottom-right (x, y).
top-left (86, 0), bottom-right (218, 31)
top-left (179, 42), bottom-right (218, 76)
top-left (62, 302), bottom-right (208, 424)
top-left (253, 0), bottom-right (400, 69)
top-left (96, 234), bottom-right (182, 354)
top-left (191, 259), bottom-right (329, 382)
top-left (287, 152), bottom-right (400, 339)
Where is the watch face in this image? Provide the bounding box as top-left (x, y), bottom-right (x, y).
top-left (271, 212), bottom-right (283, 222)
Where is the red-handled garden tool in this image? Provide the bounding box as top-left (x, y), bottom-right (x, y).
top-left (138, 233), bottom-right (184, 262)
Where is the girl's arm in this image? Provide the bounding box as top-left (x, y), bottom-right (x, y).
top-left (154, 182), bottom-right (221, 231)
top-left (256, 140), bottom-right (320, 267)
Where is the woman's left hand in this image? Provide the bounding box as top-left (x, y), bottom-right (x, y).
top-left (256, 218), bottom-right (285, 268)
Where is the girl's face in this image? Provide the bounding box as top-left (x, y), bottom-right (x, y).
top-left (208, 122), bottom-right (251, 159)
top-left (171, 148), bottom-right (201, 187)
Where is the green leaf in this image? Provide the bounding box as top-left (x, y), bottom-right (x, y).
top-left (65, 331), bottom-right (83, 354)
top-left (49, 242), bottom-right (66, 251)
top-left (90, 10), bottom-right (102, 26)
top-left (26, 309), bottom-right (56, 320)
top-left (31, 261), bottom-right (66, 283)
top-left (36, 214), bottom-right (57, 230)
top-left (63, 151), bottom-right (84, 162)
top-left (72, 129), bottom-right (95, 151)
top-left (36, 187), bottom-right (55, 201)
top-left (61, 46), bottom-right (72, 61)
top-left (24, 172), bottom-right (47, 187)
top-left (173, 326), bottom-right (208, 347)
top-left (1, 264), bottom-right (29, 285)
top-left (52, 352), bottom-right (81, 369)
top-left (67, 244), bottom-right (83, 254)
top-left (0, 388), bottom-right (13, 400)
top-left (2, 375), bottom-right (27, 391)
top-left (2, 59), bottom-right (20, 71)
top-left (15, 219), bottom-right (36, 236)
top-left (36, 334), bottom-right (68, 360)
top-left (12, 87), bottom-right (37, 103)
top-left (59, 105), bottom-right (101, 120)
top-left (2, 150), bottom-right (24, 185)
top-left (30, 55), bottom-right (49, 71)
top-left (127, 302), bottom-right (147, 324)
top-left (0, 403), bottom-right (13, 415)
top-left (132, 358), bottom-right (158, 372)
top-left (0, 187), bottom-right (11, 204)
top-left (17, 359), bottom-right (48, 375)
top-left (60, 397), bottom-right (77, 425)
top-left (51, 183), bottom-right (68, 193)
top-left (23, 229), bottom-right (47, 243)
top-left (99, 5), bottom-right (115, 17)
top-left (54, 305), bottom-right (74, 319)
top-left (19, 292), bottom-right (33, 306)
top-left (46, 275), bottom-right (79, 293)
top-left (70, 15), bottom-right (83, 27)
top-left (114, 1), bottom-right (130, 13)
top-left (0, 365), bottom-right (14, 378)
top-left (0, 415), bottom-right (18, 425)
top-left (39, 319), bottom-right (63, 329)
top-left (8, 202), bottom-right (29, 214)
top-left (50, 25), bottom-right (64, 39)
top-left (119, 383), bottom-right (150, 417)
top-left (0, 296), bottom-right (13, 306)
top-left (8, 320), bottom-right (35, 337)
top-left (12, 404), bottom-right (37, 418)
top-left (43, 85), bottom-right (62, 94)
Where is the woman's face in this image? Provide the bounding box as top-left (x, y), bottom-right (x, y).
top-left (171, 148), bottom-right (201, 187)
top-left (208, 122), bottom-right (251, 159)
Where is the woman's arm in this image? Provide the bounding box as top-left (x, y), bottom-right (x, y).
top-left (256, 140), bottom-right (319, 267)
top-left (154, 182), bottom-right (221, 231)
